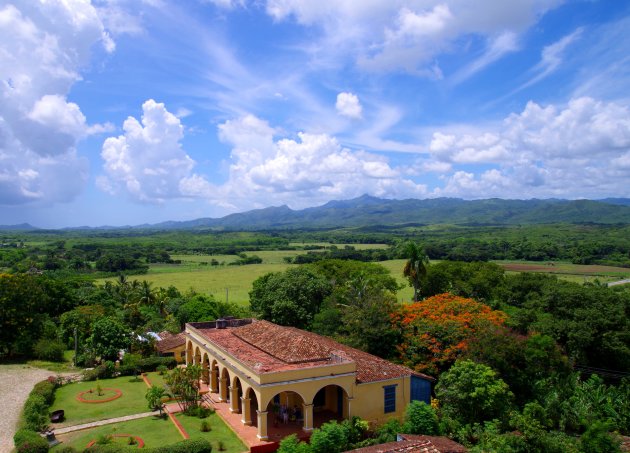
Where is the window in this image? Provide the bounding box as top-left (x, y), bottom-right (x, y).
top-left (384, 385), bottom-right (396, 413)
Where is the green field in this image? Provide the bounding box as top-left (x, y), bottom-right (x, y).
top-left (101, 263), bottom-right (296, 305)
top-left (98, 258), bottom-right (630, 308)
top-left (495, 260), bottom-right (630, 284)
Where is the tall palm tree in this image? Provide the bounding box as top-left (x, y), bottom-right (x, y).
top-left (399, 241), bottom-right (430, 301)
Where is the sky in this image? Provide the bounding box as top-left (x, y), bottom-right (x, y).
top-left (2, 0), bottom-right (630, 228)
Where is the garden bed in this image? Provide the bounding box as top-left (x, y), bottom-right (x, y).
top-left (50, 376), bottom-right (149, 426)
top-left (176, 412), bottom-right (247, 452)
top-left (52, 416), bottom-right (179, 450)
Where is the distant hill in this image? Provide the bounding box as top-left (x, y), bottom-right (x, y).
top-left (144, 196), bottom-right (630, 230)
top-left (0, 223), bottom-right (38, 231)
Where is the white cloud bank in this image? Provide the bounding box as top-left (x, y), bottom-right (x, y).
top-left (0, 1), bottom-right (112, 205)
top-left (427, 97), bottom-right (630, 198)
top-left (265, 0), bottom-right (564, 75)
top-left (102, 96), bottom-right (630, 209)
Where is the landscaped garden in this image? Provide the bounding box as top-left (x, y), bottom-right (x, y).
top-left (49, 376), bottom-right (149, 426)
top-left (52, 416), bottom-right (179, 450)
top-left (176, 411), bottom-right (247, 452)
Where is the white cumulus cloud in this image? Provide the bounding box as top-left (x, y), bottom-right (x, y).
top-left (425, 96), bottom-right (630, 198)
top-left (99, 100), bottom-right (198, 202)
top-left (208, 114), bottom-right (427, 209)
top-left (336, 92), bottom-right (363, 119)
top-left (0, 1), bottom-right (113, 205)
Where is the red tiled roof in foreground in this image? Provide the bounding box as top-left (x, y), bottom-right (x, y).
top-left (347, 435), bottom-right (467, 453)
top-left (191, 319), bottom-right (433, 384)
top-left (156, 331), bottom-right (186, 353)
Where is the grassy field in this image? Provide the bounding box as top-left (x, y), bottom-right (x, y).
top-left (288, 242), bottom-right (390, 250)
top-left (50, 376), bottom-right (150, 426)
top-left (102, 263), bottom-right (296, 305)
top-left (99, 258), bottom-right (630, 308)
top-left (176, 412), bottom-right (248, 452)
top-left (495, 260), bottom-right (630, 283)
top-left (53, 414), bottom-right (181, 450)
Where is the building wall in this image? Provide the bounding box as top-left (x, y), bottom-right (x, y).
top-left (351, 376), bottom-right (410, 426)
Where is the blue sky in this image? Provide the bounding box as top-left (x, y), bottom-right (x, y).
top-left (2, 0), bottom-right (630, 227)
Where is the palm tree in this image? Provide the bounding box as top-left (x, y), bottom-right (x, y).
top-left (145, 385), bottom-right (171, 417)
top-left (399, 241), bottom-right (430, 301)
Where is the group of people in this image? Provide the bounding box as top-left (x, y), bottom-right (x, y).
top-left (278, 404), bottom-right (302, 424)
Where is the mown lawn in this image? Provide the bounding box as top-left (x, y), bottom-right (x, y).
top-left (52, 415), bottom-right (181, 450)
top-left (176, 412), bottom-right (247, 453)
top-left (50, 376), bottom-right (150, 426)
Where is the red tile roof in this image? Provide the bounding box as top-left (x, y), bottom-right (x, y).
top-left (190, 320), bottom-right (433, 383)
top-left (347, 435), bottom-right (466, 453)
top-left (156, 331), bottom-right (186, 353)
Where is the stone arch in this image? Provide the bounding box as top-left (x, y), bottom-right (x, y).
top-left (193, 346), bottom-right (201, 366)
top-left (219, 367), bottom-right (231, 403)
top-left (310, 384), bottom-right (350, 426)
top-left (186, 341), bottom-right (193, 365)
top-left (244, 387), bottom-right (259, 427)
top-left (209, 359), bottom-right (219, 393)
top-left (231, 375), bottom-right (244, 413)
top-left (264, 390), bottom-right (306, 428)
top-left (201, 353), bottom-right (210, 384)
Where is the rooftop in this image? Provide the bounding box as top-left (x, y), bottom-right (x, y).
top-left (347, 435), bottom-right (467, 453)
top-left (188, 319), bottom-right (432, 383)
top-left (156, 331), bottom-right (186, 353)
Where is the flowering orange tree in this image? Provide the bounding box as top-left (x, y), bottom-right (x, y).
top-left (391, 293), bottom-right (507, 375)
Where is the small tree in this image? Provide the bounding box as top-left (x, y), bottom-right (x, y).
top-left (403, 401), bottom-right (439, 435)
top-left (145, 385), bottom-right (171, 417)
top-left (309, 420), bottom-right (348, 453)
top-left (165, 365), bottom-right (202, 413)
top-left (436, 359), bottom-right (513, 426)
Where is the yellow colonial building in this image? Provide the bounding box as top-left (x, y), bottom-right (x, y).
top-left (185, 318), bottom-right (432, 440)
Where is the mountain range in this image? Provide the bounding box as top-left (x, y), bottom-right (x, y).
top-left (3, 196), bottom-right (630, 231)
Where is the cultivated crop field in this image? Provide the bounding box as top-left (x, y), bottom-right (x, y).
top-left (496, 260), bottom-right (630, 283)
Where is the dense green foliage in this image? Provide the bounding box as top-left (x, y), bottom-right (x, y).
top-left (249, 267), bottom-right (331, 329)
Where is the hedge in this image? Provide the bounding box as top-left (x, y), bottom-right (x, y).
top-left (84, 439), bottom-right (213, 453)
top-left (13, 428), bottom-right (49, 453)
top-left (83, 357), bottom-right (177, 381)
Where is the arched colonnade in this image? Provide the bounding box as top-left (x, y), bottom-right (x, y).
top-left (185, 340), bottom-right (352, 440)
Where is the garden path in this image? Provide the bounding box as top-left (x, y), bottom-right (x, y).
top-left (0, 365), bottom-right (56, 453)
top-left (53, 410), bottom-right (160, 435)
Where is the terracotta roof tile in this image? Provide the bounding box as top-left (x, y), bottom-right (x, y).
top-left (191, 319), bottom-right (433, 383)
top-left (347, 435), bottom-right (466, 453)
top-left (156, 331), bottom-right (185, 353)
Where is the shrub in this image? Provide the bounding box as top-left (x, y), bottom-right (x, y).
top-left (310, 421), bottom-right (348, 453)
top-left (118, 356), bottom-right (176, 376)
top-left (278, 434), bottom-right (311, 453)
top-left (185, 405), bottom-right (213, 418)
top-left (151, 439), bottom-right (213, 453)
top-left (403, 401), bottom-right (439, 435)
top-left (13, 429), bottom-right (49, 453)
top-left (217, 440), bottom-right (225, 452)
top-left (33, 339), bottom-right (65, 362)
top-left (200, 420), bottom-right (211, 432)
top-left (22, 394), bottom-right (48, 431)
top-left (55, 447), bottom-right (78, 453)
top-left (31, 380), bottom-right (56, 406)
top-left (156, 365), bottom-right (168, 375)
top-left (128, 436), bottom-right (137, 446)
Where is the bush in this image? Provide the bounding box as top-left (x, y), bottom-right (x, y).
top-left (151, 439), bottom-right (213, 453)
top-left (55, 447), bottom-right (78, 453)
top-left (31, 380), bottom-right (56, 406)
top-left (200, 420), bottom-right (211, 432)
top-left (403, 401), bottom-right (439, 435)
top-left (22, 394), bottom-right (48, 431)
top-left (13, 429), bottom-right (49, 453)
top-left (278, 434), bottom-right (311, 453)
top-left (184, 405), bottom-right (214, 418)
top-left (33, 339), bottom-right (65, 362)
top-left (157, 365), bottom-right (168, 375)
top-left (118, 356), bottom-right (177, 376)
